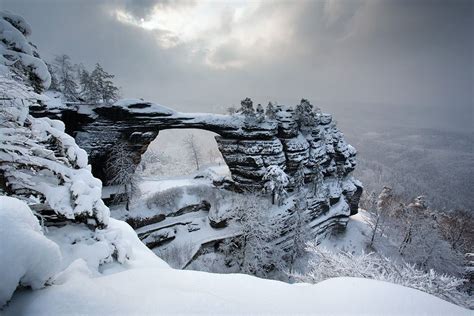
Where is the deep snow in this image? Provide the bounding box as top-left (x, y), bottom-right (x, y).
top-left (0, 196), bottom-right (61, 306)
top-left (4, 218), bottom-right (468, 315)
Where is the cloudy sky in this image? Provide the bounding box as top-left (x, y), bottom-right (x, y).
top-left (1, 0), bottom-right (472, 127)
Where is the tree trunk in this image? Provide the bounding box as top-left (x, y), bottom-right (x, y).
top-left (370, 215), bottom-right (380, 247)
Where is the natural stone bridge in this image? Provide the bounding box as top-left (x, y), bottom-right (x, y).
top-left (32, 98), bottom-right (362, 210)
top-left (31, 98), bottom-right (362, 235)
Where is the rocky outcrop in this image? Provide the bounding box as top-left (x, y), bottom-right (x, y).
top-left (32, 99), bottom-right (359, 193)
top-left (31, 97), bottom-right (362, 264)
top-left (1, 77), bottom-right (109, 228)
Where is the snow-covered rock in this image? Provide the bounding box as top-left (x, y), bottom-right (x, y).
top-left (0, 11), bottom-right (50, 90)
top-left (0, 75), bottom-right (109, 227)
top-left (31, 97), bottom-right (362, 257)
top-left (0, 196), bottom-right (61, 307)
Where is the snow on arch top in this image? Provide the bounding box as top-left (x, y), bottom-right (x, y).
top-left (114, 99), bottom-right (175, 116)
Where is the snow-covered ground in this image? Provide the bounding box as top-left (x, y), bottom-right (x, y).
top-left (4, 217), bottom-right (468, 315)
top-left (320, 210), bottom-right (373, 254)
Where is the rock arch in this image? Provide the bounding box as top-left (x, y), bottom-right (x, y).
top-left (31, 98), bottom-right (362, 215)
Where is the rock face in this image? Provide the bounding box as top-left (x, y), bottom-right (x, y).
top-left (31, 98), bottom-right (362, 262)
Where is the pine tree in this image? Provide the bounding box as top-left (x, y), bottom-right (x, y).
top-left (234, 195), bottom-right (283, 277)
top-left (265, 102), bottom-right (277, 119)
top-left (54, 54), bottom-right (78, 101)
top-left (90, 63), bottom-right (119, 104)
top-left (263, 165), bottom-right (290, 206)
top-left (78, 68), bottom-right (92, 101)
top-left (239, 97), bottom-right (255, 117)
top-left (105, 142), bottom-right (139, 211)
top-left (294, 98), bottom-right (315, 130)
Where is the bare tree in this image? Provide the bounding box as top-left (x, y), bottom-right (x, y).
top-left (366, 186), bottom-right (396, 247)
top-left (369, 191), bottom-right (464, 275)
top-left (438, 209), bottom-right (474, 254)
top-left (291, 244), bottom-right (471, 309)
top-left (184, 133), bottom-right (202, 171)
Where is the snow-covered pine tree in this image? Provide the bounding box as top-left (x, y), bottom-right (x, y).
top-left (294, 98), bottom-right (315, 130)
top-left (54, 54), bottom-right (78, 101)
top-left (90, 63), bottom-right (119, 104)
top-left (239, 97), bottom-right (255, 117)
top-left (265, 102), bottom-right (277, 119)
top-left (103, 78), bottom-right (119, 103)
top-left (263, 165), bottom-right (290, 206)
top-left (105, 142), bottom-right (139, 211)
top-left (234, 194), bottom-right (283, 277)
top-left (78, 68), bottom-right (93, 101)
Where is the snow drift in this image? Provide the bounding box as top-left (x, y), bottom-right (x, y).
top-left (0, 196), bottom-right (61, 306)
top-left (3, 215), bottom-right (468, 315)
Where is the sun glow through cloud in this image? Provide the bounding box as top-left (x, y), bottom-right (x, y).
top-left (114, 0), bottom-right (297, 69)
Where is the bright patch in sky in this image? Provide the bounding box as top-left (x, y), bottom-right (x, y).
top-left (114, 1), bottom-right (296, 69)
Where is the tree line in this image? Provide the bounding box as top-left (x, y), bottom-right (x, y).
top-left (47, 54), bottom-right (120, 104)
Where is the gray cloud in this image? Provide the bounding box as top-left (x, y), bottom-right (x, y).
top-left (0, 0), bottom-right (472, 130)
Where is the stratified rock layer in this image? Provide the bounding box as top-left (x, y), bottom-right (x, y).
top-left (31, 99), bottom-right (362, 262)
